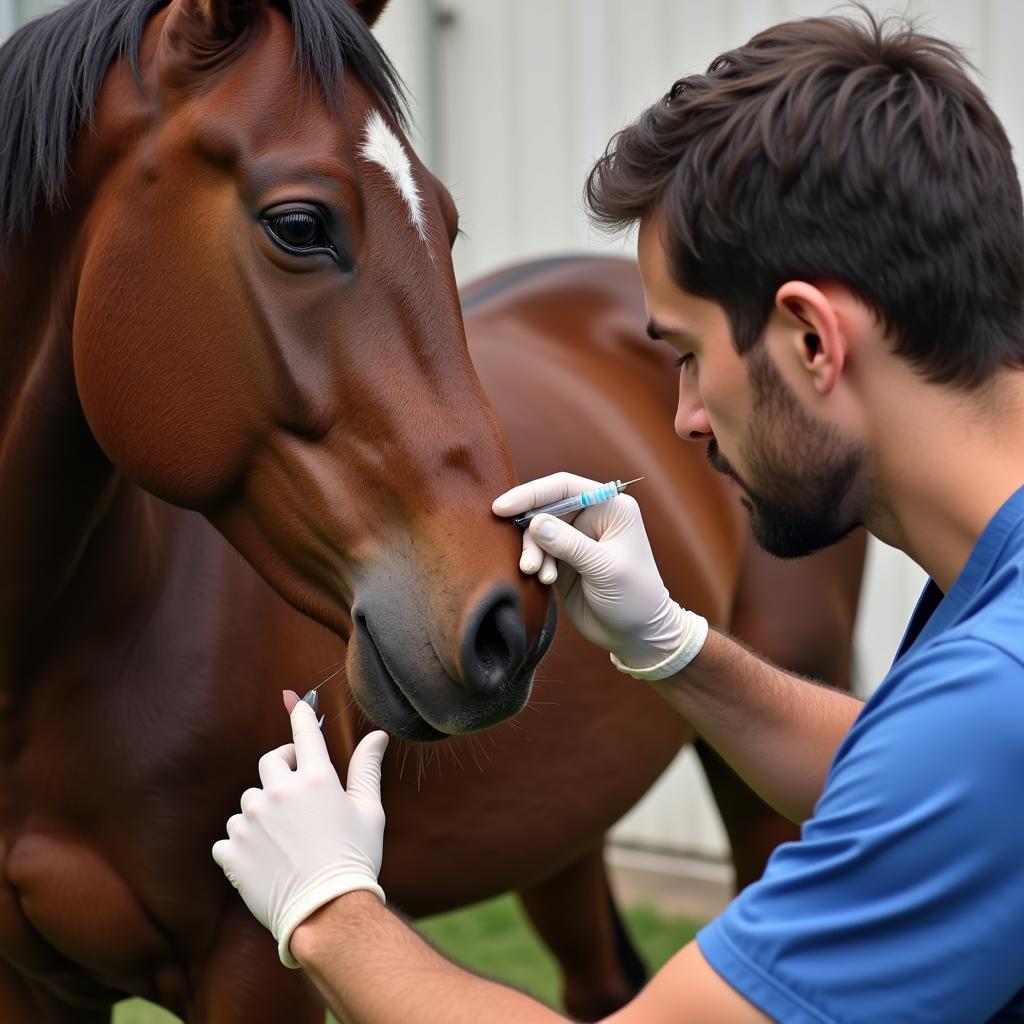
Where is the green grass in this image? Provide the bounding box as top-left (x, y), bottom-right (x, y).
top-left (112, 895), bottom-right (703, 1023)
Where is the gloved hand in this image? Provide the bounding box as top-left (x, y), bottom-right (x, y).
top-left (492, 472), bottom-right (708, 678)
top-left (212, 698), bottom-right (389, 968)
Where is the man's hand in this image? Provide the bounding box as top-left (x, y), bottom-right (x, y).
top-left (212, 697), bottom-right (389, 968)
top-left (493, 472), bottom-right (707, 675)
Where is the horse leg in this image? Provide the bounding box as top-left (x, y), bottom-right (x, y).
top-left (0, 958), bottom-right (110, 1024)
top-left (187, 905), bottom-right (323, 1024)
top-left (709, 530), bottom-right (867, 889)
top-left (693, 739), bottom-right (800, 890)
top-left (518, 845), bottom-right (644, 1021)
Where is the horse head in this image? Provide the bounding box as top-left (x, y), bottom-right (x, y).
top-left (58, 0), bottom-right (554, 739)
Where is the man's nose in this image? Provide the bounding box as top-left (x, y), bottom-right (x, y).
top-left (674, 373), bottom-right (713, 441)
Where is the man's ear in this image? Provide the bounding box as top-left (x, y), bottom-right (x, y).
top-left (774, 281), bottom-right (846, 396)
top-left (350, 1), bottom-right (390, 27)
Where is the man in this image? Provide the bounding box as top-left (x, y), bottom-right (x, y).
top-left (212, 10), bottom-right (1024, 1022)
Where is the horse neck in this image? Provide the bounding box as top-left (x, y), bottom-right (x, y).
top-left (0, 216), bottom-right (164, 677)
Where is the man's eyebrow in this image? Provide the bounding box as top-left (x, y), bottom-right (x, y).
top-left (646, 319), bottom-right (699, 346)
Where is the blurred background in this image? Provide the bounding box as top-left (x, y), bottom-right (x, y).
top-left (1, 0), bottom-right (1012, 1004)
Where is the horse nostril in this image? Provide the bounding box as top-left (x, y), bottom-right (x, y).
top-left (461, 588), bottom-right (528, 694)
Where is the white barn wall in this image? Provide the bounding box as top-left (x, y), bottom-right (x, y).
top-left (0, 1), bottom-right (15, 42)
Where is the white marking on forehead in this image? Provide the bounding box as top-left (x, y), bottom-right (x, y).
top-left (359, 110), bottom-right (429, 247)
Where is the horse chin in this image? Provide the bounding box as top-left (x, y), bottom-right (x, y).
top-left (347, 606), bottom-right (554, 743)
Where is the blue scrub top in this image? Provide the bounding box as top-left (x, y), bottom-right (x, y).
top-left (698, 486), bottom-right (1024, 1023)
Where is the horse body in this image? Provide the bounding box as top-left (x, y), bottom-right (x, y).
top-left (0, 2), bottom-right (864, 1021)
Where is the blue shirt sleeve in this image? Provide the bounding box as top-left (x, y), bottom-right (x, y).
top-left (698, 638), bottom-right (1024, 1024)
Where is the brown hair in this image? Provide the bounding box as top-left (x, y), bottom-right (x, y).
top-left (585, 8), bottom-right (1024, 387)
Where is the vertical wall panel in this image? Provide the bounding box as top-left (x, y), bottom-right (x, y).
top-left (571, 0), bottom-right (615, 250)
top-left (372, 0), bottom-right (437, 162)
top-left (662, 2), bottom-right (735, 81)
top-left (14, 0), bottom-right (54, 20)
top-left (608, 0), bottom-right (680, 124)
top-left (511, 0), bottom-right (576, 259)
top-left (732, 0), bottom-right (778, 43)
top-left (0, 0), bottom-right (16, 42)
top-left (435, 1), bottom-right (521, 279)
top-left (984, 0), bottom-right (1024, 184)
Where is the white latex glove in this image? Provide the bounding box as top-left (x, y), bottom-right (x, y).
top-left (492, 472), bottom-right (708, 678)
top-left (212, 701), bottom-right (389, 968)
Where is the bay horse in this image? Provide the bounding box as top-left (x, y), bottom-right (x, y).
top-left (0, 1), bottom-right (865, 1021)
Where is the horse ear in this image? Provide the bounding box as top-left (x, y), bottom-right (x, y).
top-left (349, 0), bottom-right (390, 28)
top-left (159, 0), bottom-right (270, 86)
top-left (188, 0), bottom-right (269, 36)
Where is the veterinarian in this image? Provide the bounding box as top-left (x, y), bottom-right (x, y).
top-left (213, 10), bottom-right (1024, 1022)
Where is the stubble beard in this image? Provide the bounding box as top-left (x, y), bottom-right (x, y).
top-left (707, 348), bottom-right (864, 559)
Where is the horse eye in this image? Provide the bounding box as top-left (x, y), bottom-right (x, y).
top-left (262, 207), bottom-right (336, 258)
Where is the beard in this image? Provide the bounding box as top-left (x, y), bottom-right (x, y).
top-left (707, 348), bottom-right (864, 559)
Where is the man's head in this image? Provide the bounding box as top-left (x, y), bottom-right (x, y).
top-left (588, 8), bottom-right (1024, 556)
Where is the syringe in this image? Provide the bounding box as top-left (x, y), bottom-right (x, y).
top-left (300, 687), bottom-right (326, 729)
top-left (513, 478), bottom-right (644, 528)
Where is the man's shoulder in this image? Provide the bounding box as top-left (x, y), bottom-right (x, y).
top-left (964, 564), bottom-right (1024, 660)
top-left (869, 627), bottom-right (1023, 730)
top-left (899, 561), bottom-right (1024, 682)
top-left (841, 606), bottom-right (1024, 787)
top-left (929, 600), bottom-right (1024, 675)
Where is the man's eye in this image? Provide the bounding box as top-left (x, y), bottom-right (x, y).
top-left (674, 354), bottom-right (694, 370)
top-left (262, 207), bottom-right (337, 258)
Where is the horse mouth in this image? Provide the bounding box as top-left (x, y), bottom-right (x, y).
top-left (352, 613), bottom-right (448, 742)
top-left (349, 600), bottom-right (556, 743)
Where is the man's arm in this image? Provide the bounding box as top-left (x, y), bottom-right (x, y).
top-left (213, 700), bottom-right (772, 1024)
top-left (493, 473), bottom-right (863, 823)
top-left (290, 891), bottom-right (770, 1024)
top-left (656, 630), bottom-right (863, 823)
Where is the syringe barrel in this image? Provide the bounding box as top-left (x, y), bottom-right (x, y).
top-left (512, 481), bottom-right (621, 527)
top-left (513, 494), bottom-right (584, 527)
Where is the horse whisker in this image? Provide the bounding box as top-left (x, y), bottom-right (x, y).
top-left (306, 659), bottom-right (348, 695)
top-left (476, 735), bottom-right (492, 765)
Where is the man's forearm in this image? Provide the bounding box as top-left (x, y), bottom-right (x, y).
top-left (654, 629), bottom-right (864, 822)
top-left (291, 891), bottom-right (567, 1024)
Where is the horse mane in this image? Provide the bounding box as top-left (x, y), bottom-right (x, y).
top-left (0, 0), bottom-right (407, 256)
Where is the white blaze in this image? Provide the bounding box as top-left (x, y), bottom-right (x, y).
top-left (359, 110), bottom-right (428, 246)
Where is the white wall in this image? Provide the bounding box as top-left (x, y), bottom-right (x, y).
top-left (0, 0), bottom-right (15, 40)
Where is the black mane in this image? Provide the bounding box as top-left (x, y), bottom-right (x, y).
top-left (0, 0), bottom-right (407, 255)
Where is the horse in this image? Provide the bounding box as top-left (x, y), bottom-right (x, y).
top-left (0, 1), bottom-right (866, 1021)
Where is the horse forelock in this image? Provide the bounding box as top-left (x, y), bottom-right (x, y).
top-left (0, 0), bottom-right (408, 259)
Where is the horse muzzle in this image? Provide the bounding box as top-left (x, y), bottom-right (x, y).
top-left (347, 584), bottom-right (557, 741)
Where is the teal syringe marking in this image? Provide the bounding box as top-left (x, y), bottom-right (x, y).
top-left (513, 477), bottom-right (644, 528)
